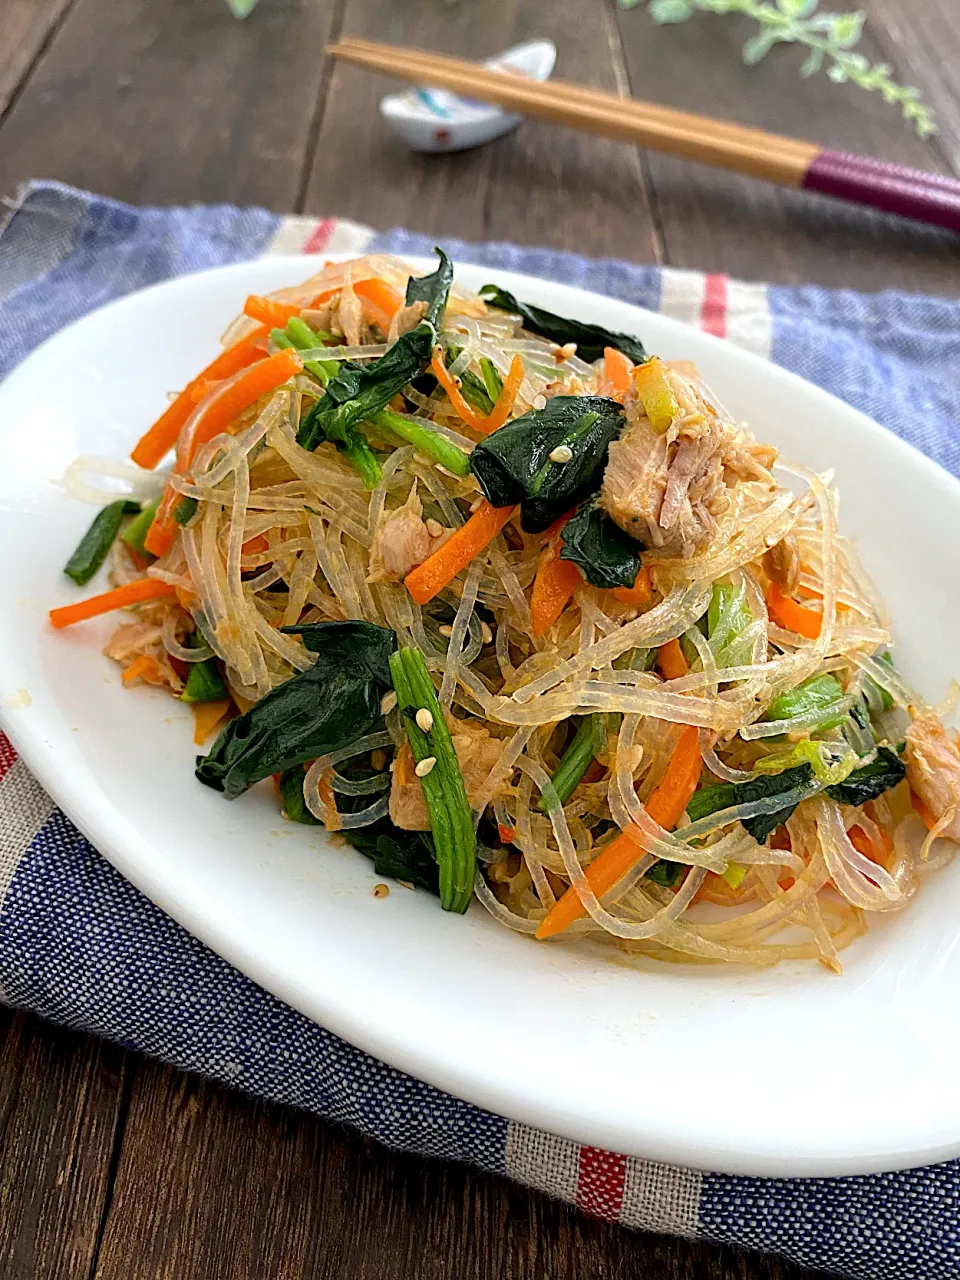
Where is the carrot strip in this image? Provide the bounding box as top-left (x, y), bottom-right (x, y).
top-left (354, 278), bottom-right (404, 324)
top-left (243, 295), bottom-right (302, 328)
top-left (144, 348), bottom-right (303, 558)
top-left (657, 637), bottom-right (689, 680)
top-left (430, 351), bottom-right (488, 432)
top-left (612, 565), bottom-right (652, 608)
top-left (130, 325), bottom-right (269, 470)
top-left (911, 789), bottom-right (938, 831)
top-left (121, 654), bottom-right (163, 686)
top-left (192, 699), bottom-right (232, 745)
top-left (849, 823), bottom-right (894, 870)
top-left (531, 552), bottom-right (581, 638)
top-left (404, 501), bottom-right (517, 605)
top-left (603, 346), bottom-right (634, 395)
top-left (536, 725), bottom-right (702, 939)
top-left (50, 578), bottom-right (176, 629)
top-left (478, 355), bottom-right (524, 434)
top-left (242, 533), bottom-right (270, 557)
top-left (144, 499), bottom-right (182, 561)
top-left (766, 581), bottom-right (822, 640)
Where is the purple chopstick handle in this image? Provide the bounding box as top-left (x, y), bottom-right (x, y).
top-left (803, 149), bottom-right (960, 232)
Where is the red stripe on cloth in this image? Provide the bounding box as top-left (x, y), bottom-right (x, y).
top-left (576, 1145), bottom-right (627, 1221)
top-left (700, 272), bottom-right (728, 338)
top-left (0, 732), bottom-right (17, 783)
top-left (302, 218), bottom-right (336, 254)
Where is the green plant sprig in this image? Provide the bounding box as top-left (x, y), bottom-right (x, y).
top-left (620, 0), bottom-right (936, 138)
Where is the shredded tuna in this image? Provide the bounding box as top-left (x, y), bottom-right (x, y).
top-left (366, 485), bottom-right (434, 584)
top-left (388, 300), bottom-right (427, 344)
top-left (103, 622), bottom-right (164, 661)
top-left (338, 279), bottom-right (364, 348)
top-left (600, 365), bottom-right (777, 558)
top-left (389, 718), bottom-right (505, 830)
top-left (301, 303), bottom-right (333, 333)
top-left (905, 714), bottom-right (960, 840)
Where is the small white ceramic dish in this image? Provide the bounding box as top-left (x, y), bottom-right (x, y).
top-left (2, 258), bottom-right (960, 1177)
top-left (380, 39), bottom-right (556, 152)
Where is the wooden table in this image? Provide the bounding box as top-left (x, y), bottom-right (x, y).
top-left (1, 2), bottom-right (958, 1276)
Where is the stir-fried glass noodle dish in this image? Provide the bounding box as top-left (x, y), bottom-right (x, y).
top-left (52, 253), bottom-right (960, 970)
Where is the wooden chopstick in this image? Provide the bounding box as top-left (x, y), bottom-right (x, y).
top-left (332, 38), bottom-right (818, 185)
top-left (339, 36), bottom-right (806, 155)
top-left (328, 38), bottom-right (960, 232)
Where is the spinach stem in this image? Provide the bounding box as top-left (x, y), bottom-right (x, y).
top-left (479, 357), bottom-right (503, 403)
top-left (65, 499), bottom-right (141, 586)
top-left (281, 317), bottom-right (340, 384)
top-left (182, 656), bottom-right (228, 703)
top-left (539, 715), bottom-right (605, 813)
top-left (389, 646), bottom-right (475, 913)
top-left (370, 409), bottom-right (471, 477)
top-left (120, 500), bottom-right (159, 556)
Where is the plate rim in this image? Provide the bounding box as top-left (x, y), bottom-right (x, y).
top-left (3, 253), bottom-right (959, 1178)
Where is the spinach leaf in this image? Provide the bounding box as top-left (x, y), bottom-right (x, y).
top-left (470, 395), bottom-right (626, 533)
top-left (64, 499), bottom-right (141, 586)
top-left (645, 859), bottom-right (687, 889)
top-left (296, 363), bottom-right (382, 488)
top-left (824, 746), bottom-right (906, 807)
top-left (278, 766), bottom-right (320, 824)
top-left (342, 820), bottom-right (441, 896)
top-left (559, 500), bottom-right (643, 589)
top-left (686, 765), bottom-right (818, 844)
top-left (685, 745), bottom-right (907, 845)
top-left (685, 781), bottom-right (737, 824)
top-left (706, 583), bottom-right (755, 669)
top-left (404, 248), bottom-right (454, 328)
top-left (850, 698), bottom-right (871, 733)
top-left (279, 773), bottom-right (442, 895)
top-left (174, 496), bottom-right (199, 526)
top-left (196, 621), bottom-right (397, 799)
top-left (297, 249), bottom-right (454, 462)
top-left (479, 284), bottom-right (649, 364)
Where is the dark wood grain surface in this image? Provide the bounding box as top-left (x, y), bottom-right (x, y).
top-left (1, 2), bottom-right (958, 1277)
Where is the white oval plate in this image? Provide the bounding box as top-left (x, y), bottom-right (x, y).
top-left (1, 258), bottom-right (959, 1178)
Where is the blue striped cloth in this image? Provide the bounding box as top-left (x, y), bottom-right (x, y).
top-left (2, 180), bottom-right (960, 1280)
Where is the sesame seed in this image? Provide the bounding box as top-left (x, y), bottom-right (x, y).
top-left (554, 342), bottom-right (577, 363)
top-left (438, 624), bottom-right (454, 637)
top-left (533, 394), bottom-right (547, 410)
top-left (425, 518), bottom-right (444, 538)
top-left (370, 748), bottom-right (387, 771)
top-left (469, 497), bottom-right (484, 513)
top-left (549, 444), bottom-right (573, 464)
top-left (373, 883), bottom-right (390, 898)
top-left (380, 690), bottom-right (398, 715)
top-left (415, 756), bottom-right (437, 778)
top-left (480, 621), bottom-right (493, 644)
top-left (415, 708), bottom-right (434, 733)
